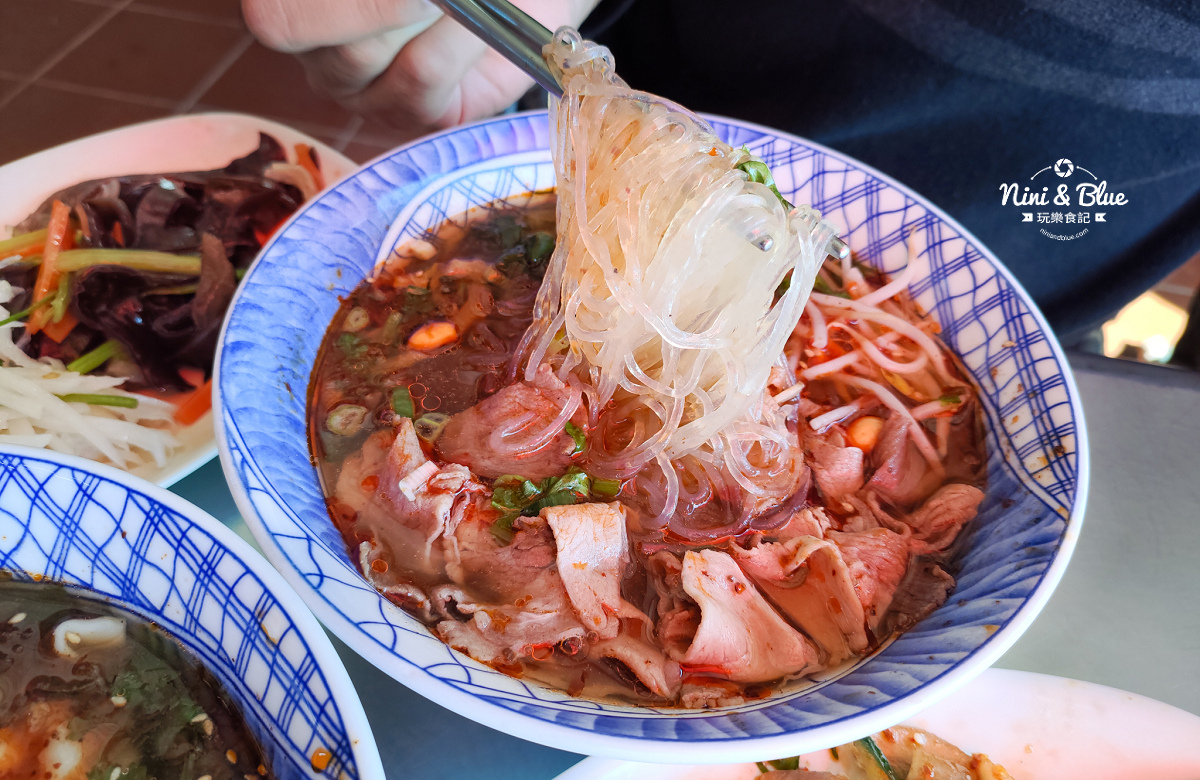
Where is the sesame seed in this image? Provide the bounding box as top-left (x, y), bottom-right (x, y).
top-left (7, 612), bottom-right (25, 624)
top-left (111, 695), bottom-right (127, 707)
top-left (191, 713), bottom-right (209, 723)
top-left (65, 631), bottom-right (82, 644)
top-left (226, 750), bottom-right (238, 764)
top-left (110, 769), bottom-right (120, 780)
top-left (198, 775), bottom-right (212, 780)
top-left (203, 720), bottom-right (214, 736)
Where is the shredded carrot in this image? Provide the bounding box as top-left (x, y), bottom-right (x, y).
top-left (407, 321), bottom-right (458, 351)
top-left (27, 202), bottom-right (73, 335)
top-left (177, 366), bottom-right (206, 389)
top-left (41, 312), bottom-right (78, 343)
top-left (254, 215), bottom-right (290, 247)
top-left (295, 143), bottom-right (325, 190)
top-left (173, 378), bottom-right (213, 425)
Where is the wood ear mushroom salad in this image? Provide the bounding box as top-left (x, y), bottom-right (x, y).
top-left (309, 30), bottom-right (986, 707)
top-left (0, 134), bottom-right (321, 468)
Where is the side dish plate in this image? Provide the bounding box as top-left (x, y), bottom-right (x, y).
top-left (0, 112), bottom-right (356, 487)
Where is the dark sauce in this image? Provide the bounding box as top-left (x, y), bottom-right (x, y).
top-left (0, 580), bottom-right (271, 780)
top-left (309, 194), bottom-right (556, 493)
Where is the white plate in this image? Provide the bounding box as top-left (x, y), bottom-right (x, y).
top-left (555, 669), bottom-right (1200, 779)
top-left (0, 112), bottom-right (356, 487)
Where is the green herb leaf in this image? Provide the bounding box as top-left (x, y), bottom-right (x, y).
top-left (737, 158), bottom-right (793, 211)
top-left (938, 392), bottom-right (962, 406)
top-left (564, 421), bottom-right (586, 455)
top-left (830, 746), bottom-right (839, 760)
top-left (524, 232), bottom-right (555, 264)
top-left (767, 757), bottom-right (801, 770)
top-left (495, 215), bottom-right (522, 249)
top-left (490, 513), bottom-right (518, 544)
top-left (756, 762), bottom-right (770, 775)
top-left (391, 386), bottom-right (415, 418)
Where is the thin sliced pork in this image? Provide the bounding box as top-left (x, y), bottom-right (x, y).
top-left (543, 502), bottom-right (629, 639)
top-left (828, 527), bottom-right (910, 633)
top-left (680, 549), bottom-right (819, 682)
top-left (907, 483), bottom-right (985, 554)
top-left (733, 536), bottom-right (867, 664)
top-left (435, 364), bottom-right (583, 481)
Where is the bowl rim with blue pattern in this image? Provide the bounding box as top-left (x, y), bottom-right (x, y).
top-left (0, 444), bottom-right (386, 780)
top-left (214, 110), bottom-right (1089, 763)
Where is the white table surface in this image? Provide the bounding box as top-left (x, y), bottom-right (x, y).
top-left (169, 353), bottom-right (1200, 778)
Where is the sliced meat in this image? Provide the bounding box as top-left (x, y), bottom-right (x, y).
top-left (334, 430), bottom-right (452, 577)
top-left (879, 559), bottom-right (956, 636)
top-left (866, 414), bottom-right (941, 509)
top-left (679, 549), bottom-right (819, 682)
top-left (359, 542), bottom-right (433, 622)
top-left (809, 438), bottom-right (864, 504)
top-left (435, 600), bottom-right (586, 668)
top-left (543, 502), bottom-right (629, 639)
top-left (590, 633), bottom-right (681, 699)
top-left (442, 497), bottom-right (559, 604)
top-left (679, 678), bottom-right (746, 709)
top-left (829, 527), bottom-right (911, 633)
top-left (907, 483), bottom-right (985, 554)
top-left (647, 551), bottom-right (701, 658)
top-left (435, 363), bottom-right (583, 481)
top-left (776, 506), bottom-right (833, 540)
top-left (733, 536), bottom-right (867, 665)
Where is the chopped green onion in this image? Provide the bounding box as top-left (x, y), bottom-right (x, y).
top-left (326, 404), bottom-right (368, 435)
top-left (766, 757), bottom-right (800, 771)
top-left (380, 310), bottom-right (403, 344)
top-left (0, 292), bottom-right (56, 327)
top-left (830, 746), bottom-right (839, 760)
top-left (592, 478), bottom-right (621, 497)
top-left (55, 249), bottom-right (201, 275)
top-left (344, 306), bottom-right (370, 332)
top-left (336, 332), bottom-right (366, 358)
top-left (755, 762), bottom-right (770, 774)
top-left (413, 412), bottom-right (450, 442)
top-left (856, 737), bottom-right (899, 780)
top-left (403, 285), bottom-right (433, 316)
top-left (57, 393), bottom-right (137, 408)
top-left (67, 340), bottom-right (122, 374)
top-left (391, 386), bottom-right (415, 418)
top-left (51, 273), bottom-right (71, 323)
top-left (938, 392), bottom-right (962, 406)
top-left (564, 421), bottom-right (586, 455)
top-left (235, 267), bottom-right (247, 280)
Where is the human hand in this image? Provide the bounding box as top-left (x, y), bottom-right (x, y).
top-left (243, 0), bottom-right (599, 140)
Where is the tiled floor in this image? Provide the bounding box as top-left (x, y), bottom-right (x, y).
top-left (0, 0), bottom-right (411, 165)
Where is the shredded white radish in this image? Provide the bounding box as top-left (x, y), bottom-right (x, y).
top-left (0, 283), bottom-right (180, 468)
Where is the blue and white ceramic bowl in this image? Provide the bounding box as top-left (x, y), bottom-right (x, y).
top-left (0, 446), bottom-right (385, 780)
top-left (215, 112), bottom-right (1089, 763)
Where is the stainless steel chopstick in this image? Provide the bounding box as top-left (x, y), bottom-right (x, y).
top-left (430, 0), bottom-right (563, 96)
